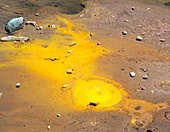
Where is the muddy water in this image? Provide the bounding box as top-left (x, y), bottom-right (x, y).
top-left (0, 0), bottom-right (170, 132)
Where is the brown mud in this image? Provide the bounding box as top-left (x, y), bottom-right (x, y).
top-left (0, 0), bottom-right (170, 132)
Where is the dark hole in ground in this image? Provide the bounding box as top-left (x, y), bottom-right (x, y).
top-left (56, 0), bottom-right (87, 14)
top-left (134, 105), bottom-right (142, 110)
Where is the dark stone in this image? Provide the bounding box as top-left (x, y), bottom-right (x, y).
top-left (89, 102), bottom-right (99, 106)
top-left (164, 2), bottom-right (170, 6)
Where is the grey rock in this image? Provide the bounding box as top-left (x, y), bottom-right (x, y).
top-left (5, 17), bottom-right (24, 35)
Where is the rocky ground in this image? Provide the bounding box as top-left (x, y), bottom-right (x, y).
top-left (0, 0), bottom-right (170, 132)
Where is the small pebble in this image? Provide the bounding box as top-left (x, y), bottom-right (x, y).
top-left (90, 33), bottom-right (94, 36)
top-left (143, 74), bottom-right (149, 79)
top-left (147, 7), bottom-right (151, 10)
top-left (124, 19), bottom-right (129, 22)
top-left (68, 50), bottom-right (72, 53)
top-left (69, 42), bottom-right (76, 47)
top-left (16, 83), bottom-right (21, 88)
top-left (0, 92), bottom-right (2, 98)
top-left (80, 14), bottom-right (84, 17)
top-left (62, 84), bottom-right (68, 88)
top-left (138, 25), bottom-right (142, 27)
top-left (51, 24), bottom-right (55, 28)
top-left (130, 72), bottom-right (135, 77)
top-left (57, 114), bottom-right (61, 117)
top-left (160, 39), bottom-right (165, 42)
top-left (47, 125), bottom-right (51, 130)
top-left (67, 69), bottom-right (72, 74)
top-left (141, 68), bottom-right (147, 72)
top-left (35, 13), bottom-right (39, 16)
top-left (97, 42), bottom-right (102, 45)
top-left (132, 7), bottom-right (135, 10)
top-left (151, 90), bottom-right (154, 93)
top-left (122, 31), bottom-right (127, 35)
top-left (39, 26), bottom-right (43, 30)
top-left (24, 124), bottom-right (28, 127)
top-left (136, 36), bottom-right (143, 41)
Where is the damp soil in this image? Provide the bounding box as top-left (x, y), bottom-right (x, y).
top-left (0, 0), bottom-right (170, 132)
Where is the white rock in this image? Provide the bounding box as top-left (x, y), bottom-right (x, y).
top-left (47, 125), bottom-right (50, 130)
top-left (124, 19), bottom-right (129, 22)
top-left (67, 69), bottom-right (72, 74)
top-left (122, 31), bottom-right (127, 35)
top-left (62, 84), bottom-right (68, 88)
top-left (16, 83), bottom-right (21, 88)
top-left (136, 36), bottom-right (142, 41)
top-left (130, 72), bottom-right (135, 77)
top-left (0, 92), bottom-right (2, 98)
top-left (68, 50), bottom-right (72, 53)
top-left (57, 114), bottom-right (61, 117)
top-left (51, 24), bottom-right (55, 28)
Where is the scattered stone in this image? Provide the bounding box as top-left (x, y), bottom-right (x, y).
top-left (67, 69), bottom-right (72, 74)
top-left (68, 50), bottom-right (72, 53)
top-left (62, 84), bottom-right (68, 88)
top-left (150, 90), bottom-right (154, 93)
top-left (35, 13), bottom-right (39, 16)
top-left (26, 21), bottom-right (36, 26)
top-left (97, 42), bottom-right (102, 45)
top-left (132, 7), bottom-right (135, 10)
top-left (160, 39), bottom-right (165, 42)
top-left (164, 111), bottom-right (170, 120)
top-left (5, 17), bottom-right (24, 35)
top-left (143, 74), bottom-right (149, 79)
top-left (90, 33), bottom-right (94, 36)
top-left (136, 87), bottom-right (146, 92)
top-left (23, 124), bottom-right (28, 127)
top-left (57, 114), bottom-right (61, 117)
top-left (80, 14), bottom-right (84, 17)
top-left (40, 31), bottom-right (43, 34)
top-left (122, 31), bottom-right (127, 35)
top-left (121, 68), bottom-right (125, 71)
top-left (130, 72), bottom-right (135, 77)
top-left (69, 42), bottom-right (76, 47)
top-left (136, 36), bottom-right (143, 41)
top-left (164, 2), bottom-right (170, 6)
top-left (0, 92), bottom-right (2, 98)
top-left (89, 102), bottom-right (99, 106)
top-left (47, 125), bottom-right (51, 130)
top-left (147, 7), bottom-right (151, 10)
top-left (124, 19), bottom-right (129, 22)
top-left (51, 24), bottom-right (55, 28)
top-left (1, 36), bottom-right (29, 42)
top-left (51, 58), bottom-right (59, 61)
top-left (141, 32), bottom-right (146, 35)
top-left (16, 83), bottom-right (21, 88)
top-left (141, 68), bottom-right (147, 72)
top-left (39, 26), bottom-right (43, 30)
top-left (138, 25), bottom-right (142, 27)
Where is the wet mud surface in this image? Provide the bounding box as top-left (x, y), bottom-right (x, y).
top-left (0, 0), bottom-right (170, 132)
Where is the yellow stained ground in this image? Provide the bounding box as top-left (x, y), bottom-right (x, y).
top-left (0, 16), bottom-right (169, 123)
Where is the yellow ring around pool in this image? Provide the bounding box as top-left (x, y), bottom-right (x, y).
top-left (72, 79), bottom-right (123, 108)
